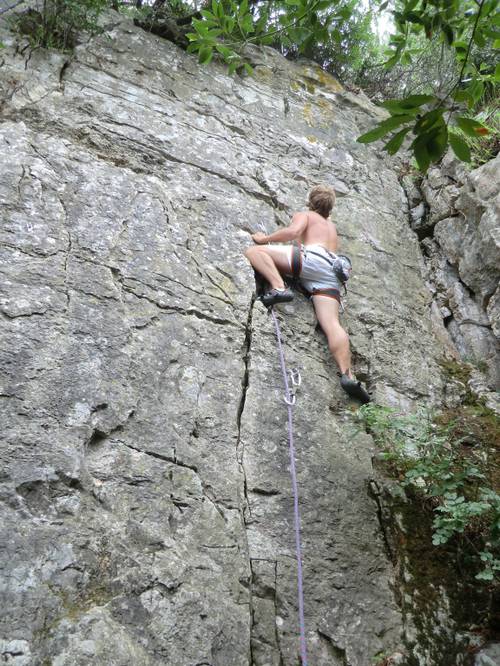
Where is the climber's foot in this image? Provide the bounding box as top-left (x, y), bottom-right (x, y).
top-left (340, 374), bottom-right (371, 404)
top-left (261, 287), bottom-right (294, 307)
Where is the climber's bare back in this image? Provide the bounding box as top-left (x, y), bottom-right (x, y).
top-left (297, 211), bottom-right (338, 251)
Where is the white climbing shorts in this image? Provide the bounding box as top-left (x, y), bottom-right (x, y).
top-left (299, 244), bottom-right (342, 289)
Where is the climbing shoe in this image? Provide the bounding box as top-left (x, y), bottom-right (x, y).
top-left (340, 374), bottom-right (371, 404)
top-left (261, 287), bottom-right (294, 308)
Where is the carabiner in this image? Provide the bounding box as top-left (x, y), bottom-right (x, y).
top-left (289, 368), bottom-right (302, 387)
top-left (284, 391), bottom-right (296, 406)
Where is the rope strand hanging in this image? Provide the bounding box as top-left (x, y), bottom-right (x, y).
top-left (270, 307), bottom-right (308, 666)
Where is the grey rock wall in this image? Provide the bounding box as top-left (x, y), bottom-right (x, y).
top-left (0, 10), bottom-right (495, 666)
top-left (408, 152), bottom-right (500, 394)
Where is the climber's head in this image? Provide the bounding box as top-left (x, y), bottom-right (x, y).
top-left (308, 185), bottom-right (336, 219)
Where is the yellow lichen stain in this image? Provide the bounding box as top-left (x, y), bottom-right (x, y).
top-left (306, 135), bottom-right (318, 143)
top-left (298, 64), bottom-right (343, 95)
top-left (289, 80), bottom-right (301, 92)
top-left (254, 66), bottom-right (273, 81)
top-left (317, 97), bottom-right (335, 124)
top-left (302, 102), bottom-right (314, 127)
top-left (316, 68), bottom-right (343, 93)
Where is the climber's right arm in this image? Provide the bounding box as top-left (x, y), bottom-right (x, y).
top-left (252, 212), bottom-right (308, 244)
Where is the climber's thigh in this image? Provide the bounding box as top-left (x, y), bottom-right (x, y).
top-left (256, 244), bottom-right (293, 276)
top-left (312, 294), bottom-right (341, 337)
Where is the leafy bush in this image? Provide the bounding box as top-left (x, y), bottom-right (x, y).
top-left (181, 0), bottom-right (378, 77)
top-left (9, 0), bottom-right (108, 51)
top-left (357, 403), bottom-right (500, 581)
top-left (357, 0), bottom-right (499, 170)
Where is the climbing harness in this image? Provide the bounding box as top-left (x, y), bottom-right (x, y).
top-left (290, 241), bottom-right (350, 312)
top-left (270, 307), bottom-right (308, 666)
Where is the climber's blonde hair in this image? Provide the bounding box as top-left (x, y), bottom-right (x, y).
top-left (308, 185), bottom-right (336, 219)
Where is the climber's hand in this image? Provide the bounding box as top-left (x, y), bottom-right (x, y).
top-left (252, 232), bottom-right (268, 244)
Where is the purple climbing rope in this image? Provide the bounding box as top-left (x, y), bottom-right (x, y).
top-left (270, 307), bottom-right (308, 666)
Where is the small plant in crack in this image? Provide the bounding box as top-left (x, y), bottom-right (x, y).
top-left (8, 0), bottom-right (108, 52)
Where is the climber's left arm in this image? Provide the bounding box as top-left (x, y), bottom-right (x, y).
top-left (252, 212), bottom-right (308, 244)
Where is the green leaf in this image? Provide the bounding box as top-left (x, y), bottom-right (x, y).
top-left (456, 116), bottom-right (489, 136)
top-left (215, 44), bottom-right (233, 58)
top-left (448, 132), bottom-right (471, 162)
top-left (473, 29), bottom-right (486, 47)
top-left (452, 88), bottom-right (473, 104)
top-left (200, 9), bottom-right (216, 20)
top-left (469, 79), bottom-right (485, 104)
top-left (244, 63), bottom-right (253, 76)
top-left (414, 108), bottom-right (446, 134)
top-left (381, 94), bottom-right (435, 115)
top-left (241, 13), bottom-right (254, 33)
top-left (383, 54), bottom-right (402, 69)
top-left (475, 569), bottom-right (494, 581)
top-left (289, 27), bottom-right (310, 44)
top-left (383, 127), bottom-right (411, 155)
top-left (412, 136), bottom-right (431, 172)
top-left (427, 123), bottom-right (448, 162)
top-left (483, 28), bottom-right (500, 39)
top-left (442, 23), bottom-right (454, 45)
top-left (339, 7), bottom-right (352, 20)
top-left (400, 94), bottom-right (436, 107)
top-left (198, 46), bottom-right (213, 64)
top-left (356, 115), bottom-right (415, 144)
top-left (313, 0), bottom-right (332, 9)
top-left (192, 18), bottom-right (210, 35)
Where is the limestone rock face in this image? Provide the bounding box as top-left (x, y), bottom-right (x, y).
top-left (0, 10), bottom-right (494, 666)
top-left (415, 153), bottom-right (500, 391)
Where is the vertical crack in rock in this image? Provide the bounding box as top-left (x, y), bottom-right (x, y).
top-left (249, 559), bottom-right (284, 666)
top-left (235, 295), bottom-right (256, 664)
top-left (236, 295), bottom-right (255, 521)
top-left (368, 479), bottom-right (397, 566)
top-left (59, 58), bottom-right (71, 87)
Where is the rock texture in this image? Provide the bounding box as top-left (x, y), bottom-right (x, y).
top-left (406, 152), bottom-right (500, 394)
top-left (0, 9), bottom-right (496, 666)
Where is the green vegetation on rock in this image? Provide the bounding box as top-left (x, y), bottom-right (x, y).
top-left (357, 401), bottom-right (500, 582)
top-left (6, 0), bottom-right (108, 51)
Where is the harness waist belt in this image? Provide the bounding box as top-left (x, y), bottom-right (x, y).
top-left (306, 249), bottom-right (337, 267)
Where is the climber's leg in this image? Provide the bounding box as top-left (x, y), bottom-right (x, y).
top-left (312, 294), bottom-right (351, 375)
top-left (243, 245), bottom-right (292, 290)
top-left (312, 294), bottom-right (370, 402)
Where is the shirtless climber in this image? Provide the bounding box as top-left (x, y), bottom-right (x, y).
top-left (243, 184), bottom-right (370, 404)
